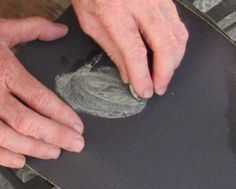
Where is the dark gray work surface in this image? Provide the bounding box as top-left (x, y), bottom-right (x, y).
top-left (16, 3), bottom-right (236, 189)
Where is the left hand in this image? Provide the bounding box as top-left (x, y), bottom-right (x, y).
top-left (0, 17), bottom-right (84, 168)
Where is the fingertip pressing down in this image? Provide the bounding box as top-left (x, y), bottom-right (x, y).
top-left (96, 5), bottom-right (153, 99)
top-left (155, 87), bottom-right (167, 96)
top-left (153, 67), bottom-right (174, 96)
top-left (153, 53), bottom-right (175, 96)
top-left (129, 71), bottom-right (154, 99)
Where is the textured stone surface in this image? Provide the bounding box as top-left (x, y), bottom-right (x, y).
top-left (180, 0), bottom-right (236, 43)
top-left (193, 0), bottom-right (222, 13)
top-left (227, 27), bottom-right (236, 41)
top-left (217, 12), bottom-right (236, 29)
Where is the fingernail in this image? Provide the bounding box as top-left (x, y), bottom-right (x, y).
top-left (13, 156), bottom-right (25, 168)
top-left (70, 138), bottom-right (84, 152)
top-left (143, 87), bottom-right (153, 99)
top-left (155, 87), bottom-right (167, 96)
top-left (56, 23), bottom-right (68, 31)
top-left (121, 74), bottom-right (129, 84)
top-left (73, 123), bottom-right (84, 134)
top-left (129, 84), bottom-right (142, 101)
top-left (48, 147), bottom-right (61, 159)
top-left (122, 77), bottom-right (129, 84)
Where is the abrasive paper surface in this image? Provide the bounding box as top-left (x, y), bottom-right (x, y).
top-left (16, 4), bottom-right (236, 189)
top-left (55, 53), bottom-right (147, 119)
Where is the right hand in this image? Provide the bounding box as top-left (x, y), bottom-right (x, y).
top-left (0, 17), bottom-right (84, 168)
top-left (72, 0), bottom-right (189, 98)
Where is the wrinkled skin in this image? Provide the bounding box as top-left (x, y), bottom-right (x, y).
top-left (0, 0), bottom-right (188, 169)
top-left (72, 0), bottom-right (189, 98)
top-left (0, 17), bottom-right (84, 168)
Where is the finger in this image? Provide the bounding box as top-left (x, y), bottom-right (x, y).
top-left (158, 0), bottom-right (189, 65)
top-left (76, 9), bottom-right (129, 83)
top-left (98, 3), bottom-right (153, 98)
top-left (133, 3), bottom-right (186, 95)
top-left (0, 17), bottom-right (68, 48)
top-left (0, 147), bottom-right (25, 168)
top-left (153, 53), bottom-right (175, 95)
top-left (0, 120), bottom-right (60, 160)
top-left (1, 48), bottom-right (83, 134)
top-left (0, 93), bottom-right (84, 153)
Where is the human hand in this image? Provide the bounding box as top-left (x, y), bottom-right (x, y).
top-left (0, 17), bottom-right (84, 168)
top-left (72, 0), bottom-right (189, 98)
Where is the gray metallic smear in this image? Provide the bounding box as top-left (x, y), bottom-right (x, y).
top-left (55, 55), bottom-right (147, 119)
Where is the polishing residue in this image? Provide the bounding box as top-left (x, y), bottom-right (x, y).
top-left (55, 54), bottom-right (147, 119)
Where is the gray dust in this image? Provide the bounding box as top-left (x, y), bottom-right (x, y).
top-left (55, 54), bottom-right (147, 119)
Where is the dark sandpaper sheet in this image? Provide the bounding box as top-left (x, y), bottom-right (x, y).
top-left (16, 4), bottom-right (236, 189)
top-left (177, 0), bottom-right (236, 45)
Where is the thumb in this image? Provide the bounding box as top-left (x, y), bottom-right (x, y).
top-left (0, 17), bottom-right (68, 47)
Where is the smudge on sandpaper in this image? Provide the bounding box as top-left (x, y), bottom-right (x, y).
top-left (55, 54), bottom-right (147, 119)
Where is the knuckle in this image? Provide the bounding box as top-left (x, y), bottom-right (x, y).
top-left (105, 45), bottom-right (119, 61)
top-left (30, 89), bottom-right (50, 110)
top-left (158, 34), bottom-right (178, 53)
top-left (27, 141), bottom-right (39, 156)
top-left (51, 130), bottom-right (65, 146)
top-left (0, 59), bottom-right (8, 76)
top-left (14, 114), bottom-right (27, 132)
top-left (4, 76), bottom-right (13, 90)
top-left (125, 46), bottom-right (147, 62)
top-left (93, 1), bottom-right (110, 17)
top-left (93, 0), bottom-right (106, 6)
top-left (0, 126), bottom-right (9, 146)
top-left (94, 0), bottom-right (116, 12)
top-left (132, 71), bottom-right (150, 84)
top-left (0, 39), bottom-right (8, 50)
top-left (29, 16), bottom-right (47, 31)
top-left (96, 1), bottom-right (124, 23)
top-left (14, 114), bottom-right (38, 135)
top-left (0, 52), bottom-right (21, 89)
top-left (0, 93), bottom-right (8, 111)
top-left (175, 23), bottom-right (189, 43)
top-left (52, 103), bottom-right (66, 118)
